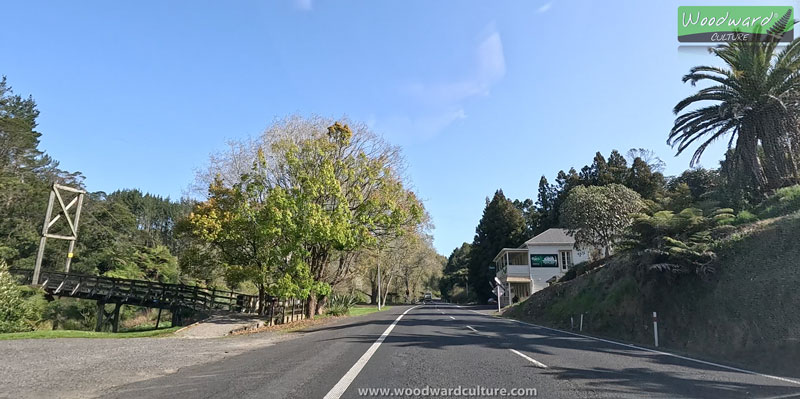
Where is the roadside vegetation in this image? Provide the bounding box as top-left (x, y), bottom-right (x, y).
top-left (0, 326), bottom-right (180, 340)
top-left (441, 17), bottom-right (800, 303)
top-left (0, 78), bottom-right (443, 334)
top-left (474, 21), bottom-right (800, 375)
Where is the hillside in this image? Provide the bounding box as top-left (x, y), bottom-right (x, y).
top-left (506, 212), bottom-right (800, 377)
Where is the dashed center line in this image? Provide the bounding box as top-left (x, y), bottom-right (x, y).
top-left (509, 349), bottom-right (548, 368)
top-left (449, 316), bottom-right (455, 320)
top-left (466, 325), bottom-right (478, 333)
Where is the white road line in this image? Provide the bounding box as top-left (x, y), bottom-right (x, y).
top-left (509, 349), bottom-right (548, 368)
top-left (465, 310), bottom-right (800, 387)
top-left (466, 325), bottom-right (478, 333)
top-left (508, 319), bottom-right (800, 386)
top-left (760, 393), bottom-right (800, 399)
top-left (323, 306), bottom-right (419, 399)
top-left (449, 316), bottom-right (456, 320)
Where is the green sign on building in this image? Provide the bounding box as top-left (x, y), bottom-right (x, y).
top-left (531, 254), bottom-right (558, 268)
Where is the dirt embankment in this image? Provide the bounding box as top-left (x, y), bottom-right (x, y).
top-left (506, 214), bottom-right (800, 377)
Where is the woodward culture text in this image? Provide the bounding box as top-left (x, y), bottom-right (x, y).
top-left (357, 385), bottom-right (537, 397)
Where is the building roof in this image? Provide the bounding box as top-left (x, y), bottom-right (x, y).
top-left (524, 228), bottom-right (575, 246)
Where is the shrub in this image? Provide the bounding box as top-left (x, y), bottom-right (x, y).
top-left (558, 259), bottom-right (607, 283)
top-left (44, 298), bottom-right (100, 330)
top-left (326, 292), bottom-right (359, 316)
top-left (448, 286), bottom-right (476, 304)
top-left (621, 207), bottom-right (728, 277)
top-left (733, 210), bottom-right (759, 225)
top-left (0, 262), bottom-right (39, 333)
top-left (756, 185), bottom-right (800, 218)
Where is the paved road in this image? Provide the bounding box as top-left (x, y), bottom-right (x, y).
top-left (103, 304), bottom-right (800, 398)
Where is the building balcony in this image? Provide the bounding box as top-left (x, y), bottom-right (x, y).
top-left (494, 248), bottom-right (530, 282)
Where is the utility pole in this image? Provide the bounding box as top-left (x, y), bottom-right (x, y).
top-left (377, 263), bottom-right (381, 311)
top-left (33, 184), bottom-right (86, 284)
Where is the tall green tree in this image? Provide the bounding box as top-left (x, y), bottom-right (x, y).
top-left (193, 118), bottom-right (424, 316)
top-left (535, 176), bottom-right (558, 232)
top-left (560, 184), bottom-right (643, 257)
top-left (274, 122), bottom-right (423, 315)
top-left (607, 150), bottom-right (629, 184)
top-left (627, 157), bottom-right (664, 200)
top-left (439, 242), bottom-right (471, 301)
top-left (468, 190), bottom-right (526, 302)
top-left (670, 13), bottom-right (800, 191)
top-left (0, 77), bottom-right (82, 267)
top-left (187, 172), bottom-right (314, 313)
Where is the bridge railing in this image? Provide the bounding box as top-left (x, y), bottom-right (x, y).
top-left (10, 267), bottom-right (262, 313)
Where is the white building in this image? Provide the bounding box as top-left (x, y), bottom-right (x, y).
top-left (493, 228), bottom-right (590, 305)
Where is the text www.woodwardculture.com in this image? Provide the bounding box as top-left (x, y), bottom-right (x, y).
top-left (357, 386), bottom-right (537, 397)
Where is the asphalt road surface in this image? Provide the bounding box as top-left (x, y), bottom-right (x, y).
top-left (102, 304), bottom-right (800, 398)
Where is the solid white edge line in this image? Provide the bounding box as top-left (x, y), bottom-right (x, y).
top-left (323, 306), bottom-right (420, 399)
top-left (466, 309), bottom-right (800, 387)
top-left (509, 349), bottom-right (548, 368)
top-left (466, 325), bottom-right (478, 333)
top-left (760, 393), bottom-right (800, 399)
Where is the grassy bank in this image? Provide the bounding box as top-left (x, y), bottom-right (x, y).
top-left (2, 304), bottom-right (391, 341)
top-left (506, 213), bottom-right (800, 377)
top-left (348, 305), bottom-right (390, 317)
top-left (0, 326), bottom-right (181, 340)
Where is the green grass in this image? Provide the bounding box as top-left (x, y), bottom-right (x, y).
top-left (348, 305), bottom-right (390, 317)
top-left (0, 326), bottom-right (180, 340)
top-left (756, 184), bottom-right (800, 218)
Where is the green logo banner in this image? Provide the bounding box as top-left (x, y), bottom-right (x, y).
top-left (678, 6), bottom-right (794, 42)
top-left (530, 254), bottom-right (558, 268)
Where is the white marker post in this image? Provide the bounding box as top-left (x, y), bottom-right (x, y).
top-left (580, 313), bottom-right (584, 331)
top-left (495, 285), bottom-right (502, 312)
top-left (653, 311), bottom-right (659, 347)
top-left (493, 277), bottom-right (504, 312)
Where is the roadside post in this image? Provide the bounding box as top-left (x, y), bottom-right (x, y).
top-left (377, 264), bottom-right (381, 311)
top-left (653, 312), bottom-right (659, 347)
top-left (580, 313), bottom-right (584, 331)
top-left (495, 285), bottom-right (504, 312)
top-left (493, 277), bottom-right (505, 312)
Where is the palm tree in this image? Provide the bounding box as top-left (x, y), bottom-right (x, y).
top-left (669, 11), bottom-right (800, 191)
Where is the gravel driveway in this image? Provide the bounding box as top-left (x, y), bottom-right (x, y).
top-left (0, 332), bottom-right (293, 399)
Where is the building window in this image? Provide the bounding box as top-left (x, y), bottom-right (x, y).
top-left (508, 251), bottom-right (527, 265)
top-left (559, 250), bottom-right (572, 271)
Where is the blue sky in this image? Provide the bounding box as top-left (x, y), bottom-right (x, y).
top-left (5, 0), bottom-right (799, 256)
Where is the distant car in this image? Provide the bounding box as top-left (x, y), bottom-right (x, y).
top-left (487, 298), bottom-right (497, 304)
top-left (423, 292), bottom-right (432, 303)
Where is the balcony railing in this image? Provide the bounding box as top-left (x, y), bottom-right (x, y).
top-left (497, 264), bottom-right (530, 279)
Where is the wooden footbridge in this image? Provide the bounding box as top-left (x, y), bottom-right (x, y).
top-left (10, 268), bottom-right (302, 332)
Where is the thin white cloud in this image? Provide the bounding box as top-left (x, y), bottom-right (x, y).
top-left (476, 30), bottom-right (506, 84)
top-left (380, 108), bottom-right (467, 143)
top-left (538, 2), bottom-right (552, 13)
top-left (294, 0), bottom-right (312, 11)
top-left (385, 23), bottom-right (504, 141)
top-left (375, 23), bottom-right (506, 143)
top-left (405, 25), bottom-right (505, 105)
